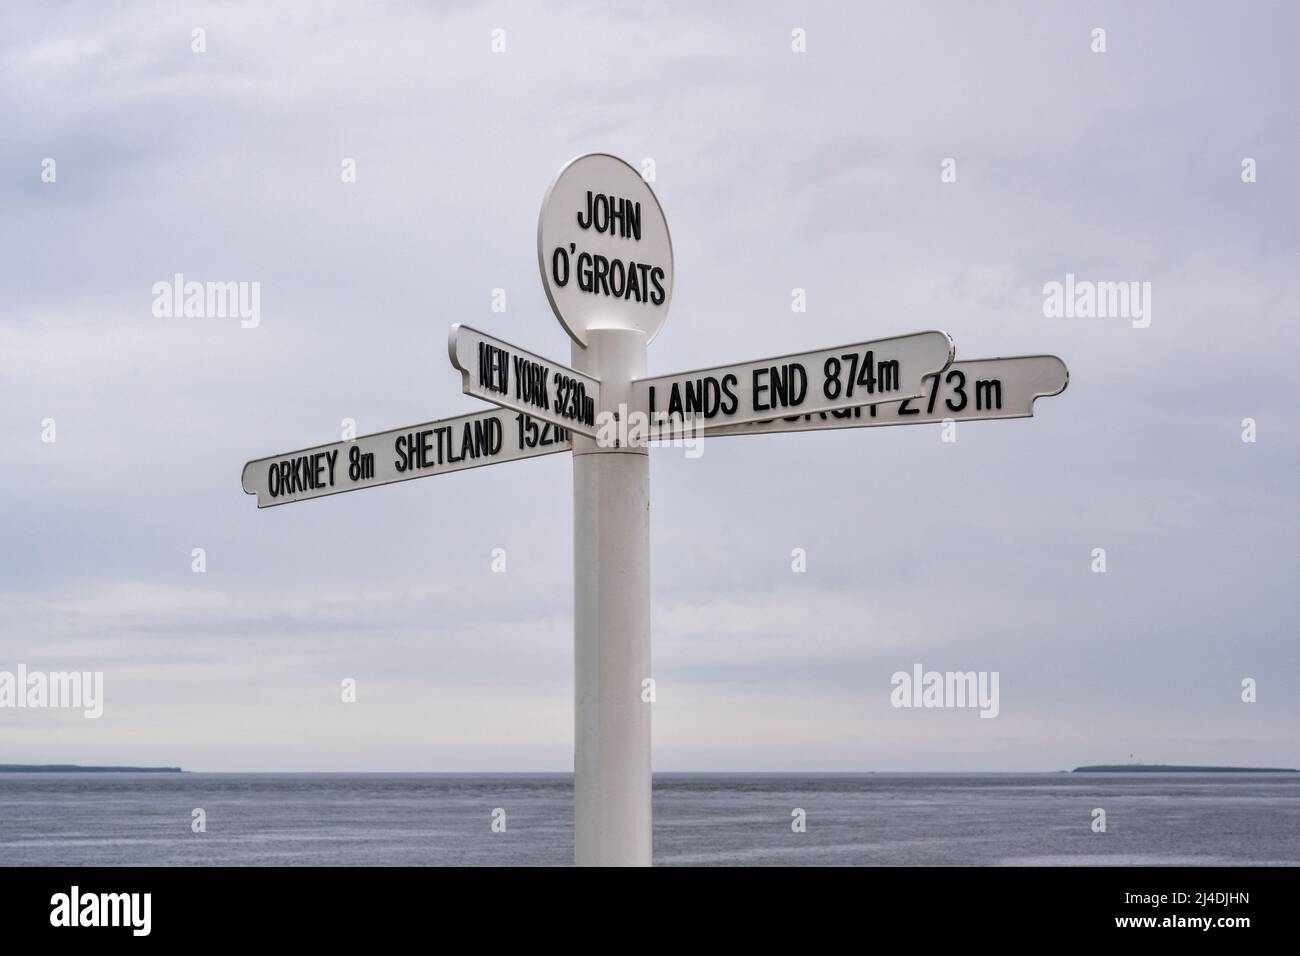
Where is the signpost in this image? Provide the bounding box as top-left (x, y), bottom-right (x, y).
top-left (631, 331), bottom-right (955, 436)
top-left (448, 324), bottom-right (601, 437)
top-left (241, 152), bottom-right (1069, 866)
top-left (537, 152), bottom-right (673, 348)
top-left (241, 409), bottom-right (570, 508)
top-left (704, 355), bottom-right (1069, 437)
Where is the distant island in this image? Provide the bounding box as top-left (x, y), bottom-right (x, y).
top-left (0, 764), bottom-right (184, 773)
top-left (1074, 764), bottom-right (1297, 773)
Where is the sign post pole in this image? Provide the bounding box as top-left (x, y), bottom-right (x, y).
top-left (571, 327), bottom-right (652, 866)
top-left (240, 151), bottom-right (1068, 868)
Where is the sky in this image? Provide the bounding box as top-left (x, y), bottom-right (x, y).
top-left (0, 1), bottom-right (1296, 772)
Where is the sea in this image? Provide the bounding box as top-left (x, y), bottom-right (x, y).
top-left (1, 772), bottom-right (1297, 866)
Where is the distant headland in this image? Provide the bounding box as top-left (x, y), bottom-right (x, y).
top-left (1073, 764), bottom-right (1297, 773)
top-left (0, 764), bottom-right (184, 773)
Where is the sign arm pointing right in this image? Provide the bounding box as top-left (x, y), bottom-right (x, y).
top-left (631, 329), bottom-right (955, 434)
top-left (701, 354), bottom-right (1069, 437)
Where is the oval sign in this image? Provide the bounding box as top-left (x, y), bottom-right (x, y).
top-left (537, 153), bottom-right (673, 347)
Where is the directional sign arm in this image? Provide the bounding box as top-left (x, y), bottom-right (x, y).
top-left (448, 324), bottom-right (601, 438)
top-left (702, 355), bottom-right (1068, 437)
top-left (241, 409), bottom-right (571, 507)
top-left (631, 330), bottom-right (954, 434)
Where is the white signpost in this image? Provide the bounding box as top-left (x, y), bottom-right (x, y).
top-left (631, 331), bottom-right (955, 436)
top-left (537, 152), bottom-right (673, 348)
top-left (448, 324), bottom-right (601, 437)
top-left (242, 153), bottom-right (1069, 867)
top-left (705, 355), bottom-right (1069, 437)
top-left (241, 409), bottom-right (571, 508)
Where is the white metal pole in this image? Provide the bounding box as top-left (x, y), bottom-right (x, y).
top-left (571, 327), bottom-right (651, 866)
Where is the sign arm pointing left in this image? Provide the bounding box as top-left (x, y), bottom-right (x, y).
top-left (241, 408), bottom-right (571, 508)
top-left (449, 323), bottom-right (602, 438)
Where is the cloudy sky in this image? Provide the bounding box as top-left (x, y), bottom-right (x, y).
top-left (1, 1), bottom-right (1295, 772)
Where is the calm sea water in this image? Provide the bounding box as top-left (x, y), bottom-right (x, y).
top-left (1, 773), bottom-right (1296, 866)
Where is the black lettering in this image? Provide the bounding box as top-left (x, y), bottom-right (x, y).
top-left (878, 359), bottom-right (899, 392)
top-left (823, 356), bottom-right (842, 400)
top-left (606, 194), bottom-right (621, 234)
top-left (762, 364), bottom-right (807, 411)
top-left (684, 378), bottom-right (702, 415)
top-left (667, 382), bottom-right (684, 418)
top-left (789, 364), bottom-right (807, 406)
top-left (551, 247), bottom-right (569, 286)
top-left (860, 351), bottom-right (876, 394)
top-left (649, 267), bottom-right (665, 305)
top-left (975, 378), bottom-right (1002, 410)
top-left (609, 258), bottom-right (625, 297)
top-left (703, 377), bottom-right (721, 417)
top-left (924, 373), bottom-right (941, 414)
top-left (479, 342), bottom-right (508, 393)
top-left (720, 374), bottom-right (739, 415)
top-left (579, 193), bottom-right (642, 239)
top-left (771, 366), bottom-right (789, 408)
top-left (945, 369), bottom-right (968, 412)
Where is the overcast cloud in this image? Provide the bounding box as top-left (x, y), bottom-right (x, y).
top-left (1, 1), bottom-right (1296, 771)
